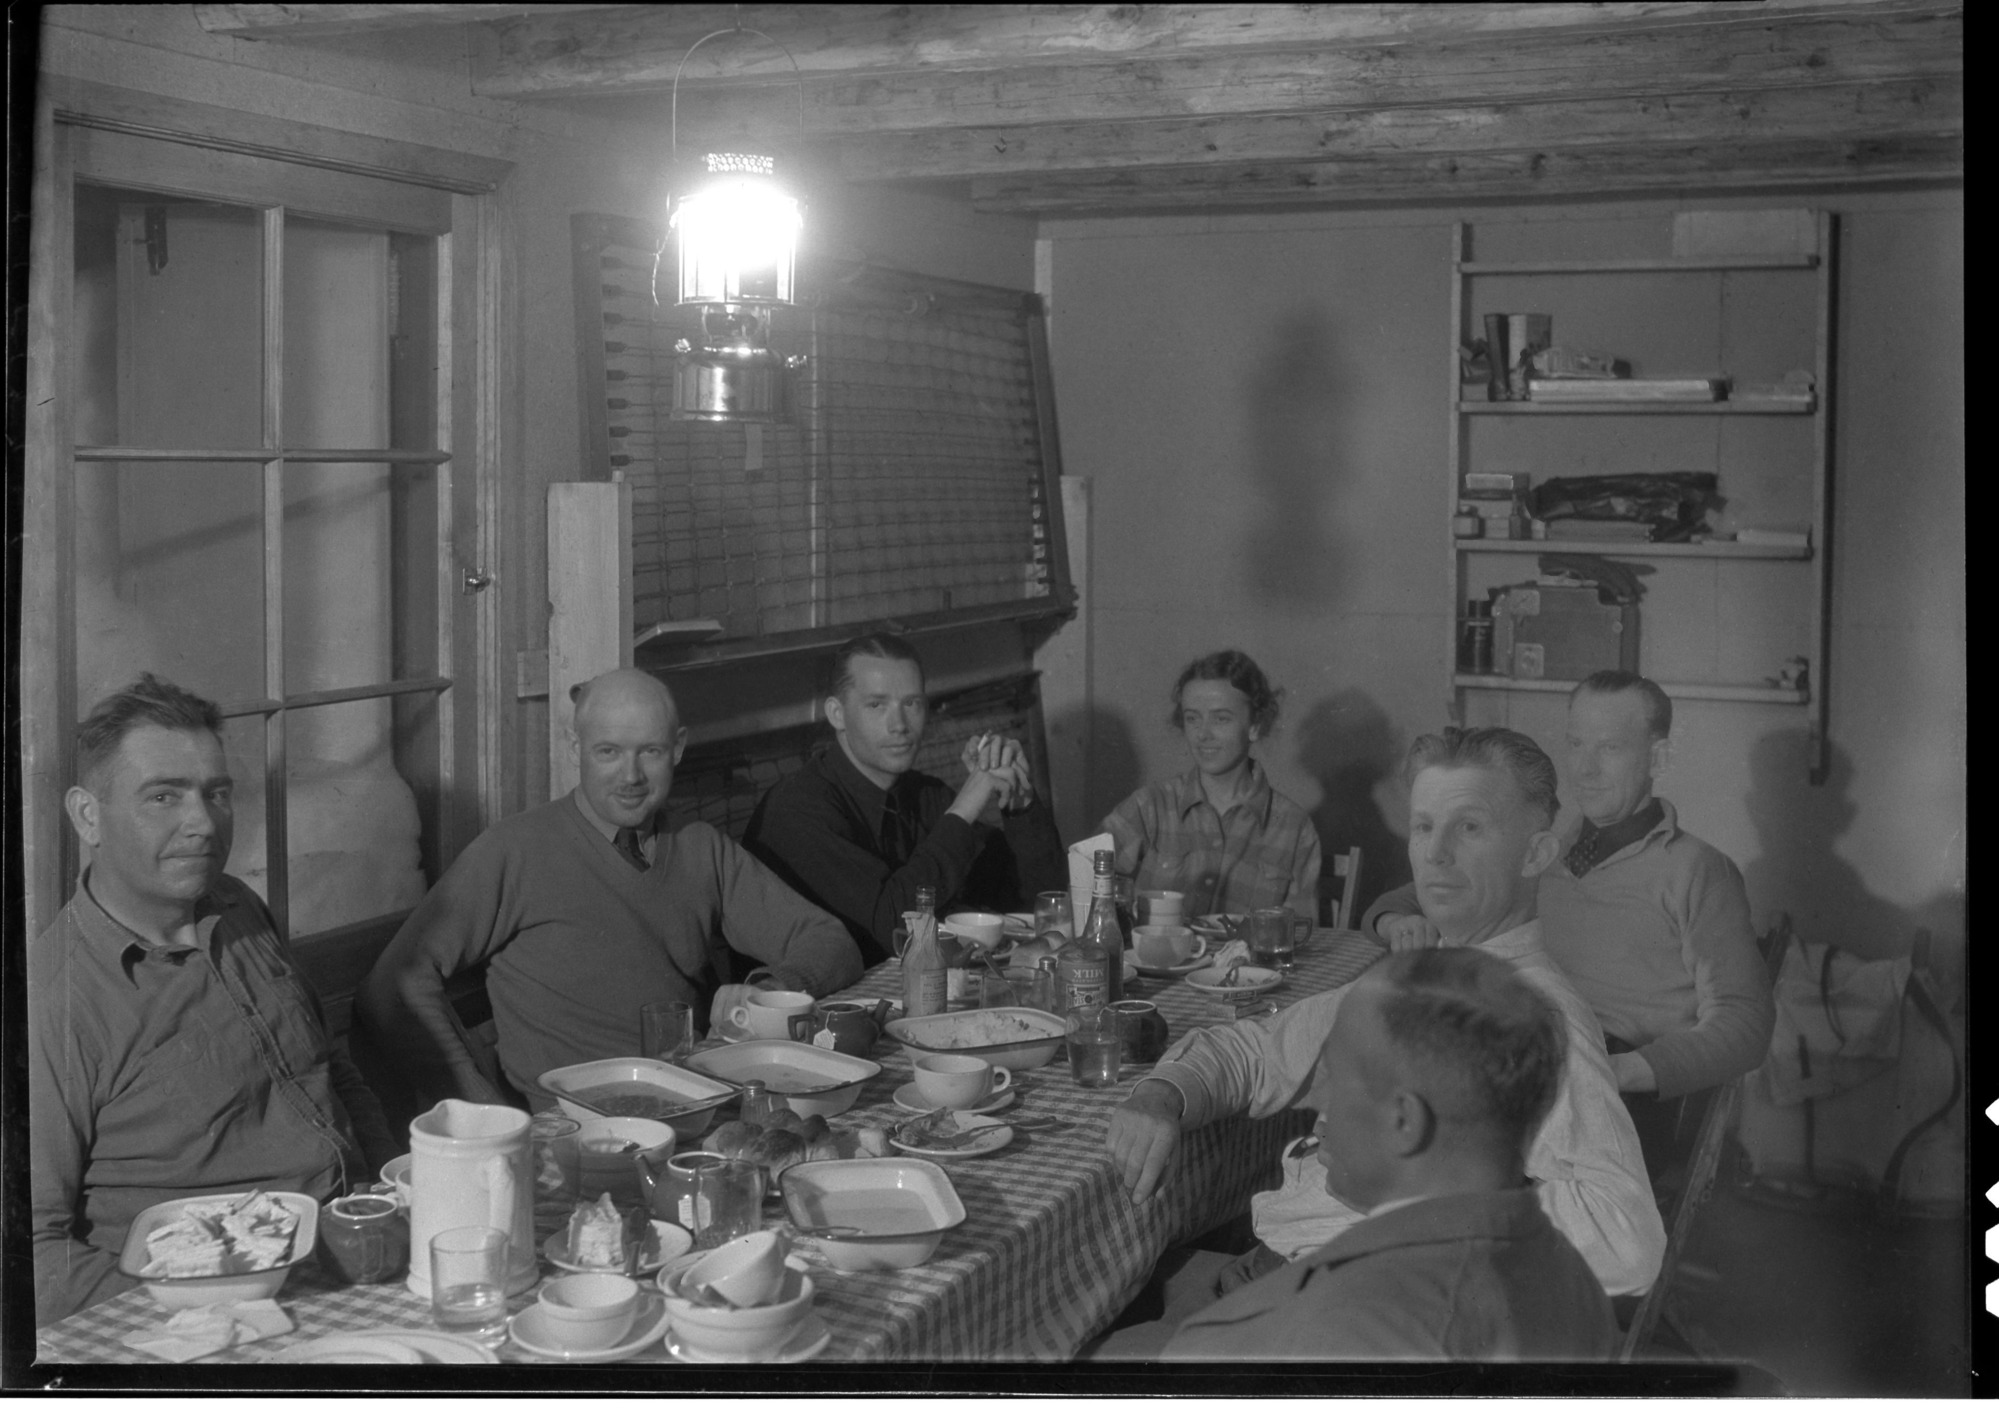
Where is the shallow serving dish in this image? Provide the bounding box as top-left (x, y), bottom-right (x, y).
top-left (1184, 964), bottom-right (1284, 1002)
top-left (884, 1006), bottom-right (1066, 1072)
top-left (539, 1057), bottom-right (738, 1140)
top-left (779, 1158), bottom-right (966, 1271)
top-left (683, 1040), bottom-right (882, 1119)
top-left (117, 1191), bottom-right (319, 1309)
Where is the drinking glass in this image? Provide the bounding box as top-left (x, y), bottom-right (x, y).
top-left (982, 965), bottom-right (1051, 1012)
top-left (692, 1158), bottom-right (766, 1250)
top-left (529, 1111), bottom-right (581, 1207)
top-left (429, 1226), bottom-right (511, 1346)
top-left (1066, 1006), bottom-right (1124, 1089)
top-left (1248, 907), bottom-right (1304, 971)
top-left (641, 1000), bottom-right (698, 1063)
top-left (1034, 889), bottom-right (1075, 940)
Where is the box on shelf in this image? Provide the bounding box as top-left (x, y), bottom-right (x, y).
top-left (1463, 471), bottom-right (1531, 495)
top-left (1492, 584), bottom-right (1639, 680)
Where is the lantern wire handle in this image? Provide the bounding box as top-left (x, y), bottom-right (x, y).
top-left (654, 19), bottom-right (808, 305)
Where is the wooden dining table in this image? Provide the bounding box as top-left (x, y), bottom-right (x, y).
top-left (35, 929), bottom-right (1384, 1368)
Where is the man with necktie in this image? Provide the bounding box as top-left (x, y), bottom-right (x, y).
top-left (742, 634), bottom-right (1065, 967)
top-left (1365, 672), bottom-right (1773, 1174)
top-left (357, 669), bottom-right (861, 1118)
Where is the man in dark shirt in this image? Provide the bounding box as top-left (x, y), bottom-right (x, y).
top-left (742, 634), bottom-right (1066, 966)
top-left (30, 675), bottom-right (393, 1324)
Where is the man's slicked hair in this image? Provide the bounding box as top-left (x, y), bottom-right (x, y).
top-left (1373, 947), bottom-right (1567, 1152)
top-left (1404, 725), bottom-right (1560, 828)
top-left (1571, 670), bottom-right (1674, 741)
top-left (75, 674), bottom-right (224, 790)
top-left (827, 633), bottom-right (925, 699)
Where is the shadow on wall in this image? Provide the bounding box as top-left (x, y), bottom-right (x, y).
top-left (1292, 690), bottom-right (1412, 923)
top-left (1245, 312), bottom-right (1351, 610)
top-left (1048, 702), bottom-right (1141, 838)
top-left (1742, 730), bottom-right (1965, 985)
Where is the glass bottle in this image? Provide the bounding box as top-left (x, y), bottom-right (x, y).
top-left (901, 885), bottom-right (947, 1019)
top-left (1059, 850), bottom-right (1117, 1011)
top-left (737, 1079), bottom-right (779, 1127)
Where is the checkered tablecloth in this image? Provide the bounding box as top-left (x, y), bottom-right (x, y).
top-left (36, 930), bottom-right (1382, 1367)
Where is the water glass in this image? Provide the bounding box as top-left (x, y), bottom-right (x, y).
top-left (1034, 889), bottom-right (1075, 940)
top-left (982, 965), bottom-right (1052, 1013)
top-left (640, 1000), bottom-right (698, 1063)
top-left (1066, 1006), bottom-right (1124, 1089)
top-left (529, 1111), bottom-right (581, 1205)
top-left (429, 1226), bottom-right (511, 1346)
top-left (1248, 907), bottom-right (1305, 970)
top-left (692, 1157), bottom-right (766, 1250)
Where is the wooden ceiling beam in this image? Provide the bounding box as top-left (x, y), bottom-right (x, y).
top-left (472, 0), bottom-right (1957, 99)
top-left (966, 132), bottom-right (1964, 213)
top-left (596, 11), bottom-right (1961, 139)
top-left (788, 79), bottom-right (1960, 183)
top-left (193, 4), bottom-right (641, 38)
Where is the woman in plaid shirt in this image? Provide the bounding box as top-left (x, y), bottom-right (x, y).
top-left (1101, 651), bottom-right (1322, 920)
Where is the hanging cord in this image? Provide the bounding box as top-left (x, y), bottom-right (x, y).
top-left (652, 15), bottom-right (808, 306)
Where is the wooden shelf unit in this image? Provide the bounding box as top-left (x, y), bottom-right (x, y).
top-left (1447, 216), bottom-right (1836, 780)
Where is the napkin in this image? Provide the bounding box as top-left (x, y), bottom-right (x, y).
top-left (1067, 832), bottom-right (1114, 930)
top-left (121, 1299), bottom-right (294, 1363)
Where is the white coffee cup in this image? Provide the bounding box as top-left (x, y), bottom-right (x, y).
top-left (944, 912), bottom-right (1006, 949)
top-left (1133, 924), bottom-right (1201, 969)
top-left (727, 990), bottom-right (816, 1039)
top-left (1138, 890), bottom-right (1185, 927)
top-left (536, 1272), bottom-right (639, 1351)
top-left (913, 1053), bottom-right (1013, 1109)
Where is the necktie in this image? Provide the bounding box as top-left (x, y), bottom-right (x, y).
top-left (614, 826), bottom-right (650, 873)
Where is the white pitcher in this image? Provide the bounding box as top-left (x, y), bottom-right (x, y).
top-left (405, 1099), bottom-right (538, 1298)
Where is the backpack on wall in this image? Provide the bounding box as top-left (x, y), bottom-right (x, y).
top-left (1735, 918), bottom-right (1963, 1216)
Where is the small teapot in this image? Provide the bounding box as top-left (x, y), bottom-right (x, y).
top-left (787, 998), bottom-right (891, 1058)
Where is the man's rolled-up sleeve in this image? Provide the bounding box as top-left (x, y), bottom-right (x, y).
top-left (1524, 982), bottom-right (1668, 1297)
top-left (1148, 988), bottom-right (1346, 1130)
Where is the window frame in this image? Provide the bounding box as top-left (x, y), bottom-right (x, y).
top-left (20, 83), bottom-right (512, 947)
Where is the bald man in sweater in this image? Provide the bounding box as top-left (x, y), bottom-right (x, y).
top-left (357, 670), bottom-right (861, 1114)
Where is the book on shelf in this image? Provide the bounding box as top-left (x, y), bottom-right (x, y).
top-left (1542, 519), bottom-right (1654, 541)
top-left (1734, 527), bottom-right (1810, 548)
top-left (1529, 377), bottom-right (1724, 403)
top-left (1463, 471), bottom-right (1532, 494)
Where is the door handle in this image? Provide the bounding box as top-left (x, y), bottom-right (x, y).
top-left (462, 568), bottom-right (495, 594)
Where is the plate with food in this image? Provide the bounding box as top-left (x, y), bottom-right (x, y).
top-left (888, 1111), bottom-right (1013, 1160)
top-left (1184, 964), bottom-right (1283, 1001)
top-left (118, 1190), bottom-right (317, 1308)
top-left (545, 1194), bottom-right (693, 1274)
top-left (276, 1329), bottom-right (500, 1364)
top-left (884, 1007), bottom-right (1067, 1071)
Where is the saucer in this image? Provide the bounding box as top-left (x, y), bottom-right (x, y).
top-left (664, 1312), bottom-right (832, 1364)
top-left (508, 1291), bottom-right (670, 1363)
top-left (544, 1220), bottom-right (692, 1276)
top-left (1185, 964), bottom-right (1283, 999)
top-left (1127, 941), bottom-right (1210, 979)
top-left (889, 1112), bottom-right (1014, 1159)
top-left (892, 1082), bottom-right (1017, 1116)
top-left (275, 1329), bottom-right (500, 1364)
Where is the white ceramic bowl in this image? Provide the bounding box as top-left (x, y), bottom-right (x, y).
top-left (943, 911), bottom-right (1006, 948)
top-left (683, 1230), bottom-right (787, 1309)
top-left (573, 1116), bottom-right (677, 1203)
top-left (780, 1158), bottom-right (965, 1272)
top-left (683, 1040), bottom-right (882, 1119)
top-left (535, 1272), bottom-right (641, 1352)
top-left (659, 1259), bottom-right (815, 1359)
top-left (538, 1057), bottom-right (738, 1140)
top-left (118, 1191), bottom-right (319, 1309)
top-left (884, 1006), bottom-right (1067, 1072)
top-left (1184, 964), bottom-right (1284, 1002)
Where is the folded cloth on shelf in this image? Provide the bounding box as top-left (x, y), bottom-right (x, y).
top-left (1528, 473), bottom-right (1722, 543)
top-left (119, 1299), bottom-right (294, 1363)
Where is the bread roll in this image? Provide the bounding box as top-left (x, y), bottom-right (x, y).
top-left (799, 1114), bottom-right (831, 1144)
top-left (705, 1120), bottom-right (761, 1160)
top-left (762, 1108), bottom-right (809, 1136)
top-left (745, 1129), bottom-right (809, 1180)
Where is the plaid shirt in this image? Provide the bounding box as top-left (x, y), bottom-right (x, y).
top-left (1100, 763), bottom-right (1322, 919)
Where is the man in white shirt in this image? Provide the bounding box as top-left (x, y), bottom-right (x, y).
top-left (1098, 726), bottom-right (1663, 1354)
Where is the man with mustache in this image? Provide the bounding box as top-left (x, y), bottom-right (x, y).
top-left (29, 675), bottom-right (393, 1323)
top-left (359, 668), bottom-right (862, 1116)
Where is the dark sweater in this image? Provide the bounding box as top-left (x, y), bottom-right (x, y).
top-left (357, 793), bottom-right (862, 1107)
top-left (741, 742), bottom-right (1066, 967)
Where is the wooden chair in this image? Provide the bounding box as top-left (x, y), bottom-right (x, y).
top-left (1617, 918), bottom-right (1789, 1360)
top-left (1325, 846), bottom-right (1363, 931)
